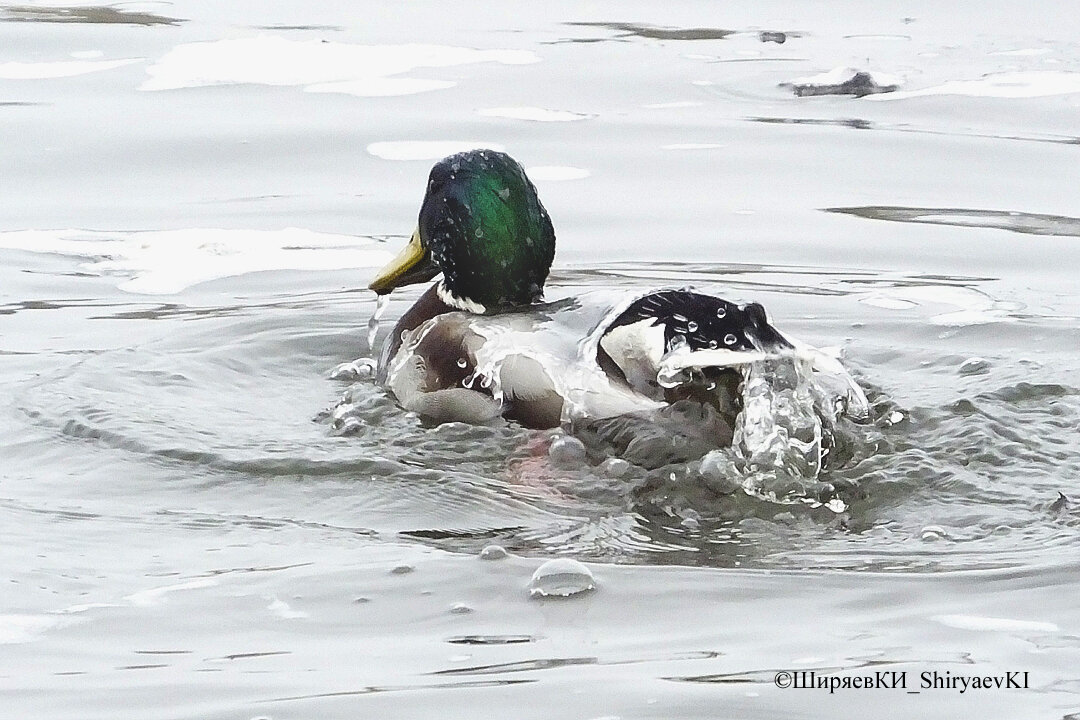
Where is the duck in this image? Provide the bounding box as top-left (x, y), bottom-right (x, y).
top-left (368, 149), bottom-right (866, 450)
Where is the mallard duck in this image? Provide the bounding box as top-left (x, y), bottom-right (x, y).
top-left (369, 149), bottom-right (865, 440)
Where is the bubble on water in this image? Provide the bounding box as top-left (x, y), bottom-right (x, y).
top-left (920, 525), bottom-right (948, 542)
top-left (449, 602), bottom-right (473, 614)
top-left (336, 416), bottom-right (363, 436)
top-left (549, 435), bottom-right (587, 468)
top-left (724, 333), bottom-right (738, 346)
top-left (599, 457), bottom-right (631, 478)
top-left (479, 544), bottom-right (508, 560)
top-left (529, 558), bottom-right (595, 598)
top-left (330, 358), bottom-right (376, 382)
top-left (390, 564), bottom-right (415, 575)
top-left (958, 357), bottom-right (991, 375)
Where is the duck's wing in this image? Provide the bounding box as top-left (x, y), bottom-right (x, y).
top-left (597, 290), bottom-right (791, 397)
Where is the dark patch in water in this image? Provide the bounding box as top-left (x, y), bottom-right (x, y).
top-left (564, 22), bottom-right (735, 41)
top-left (749, 116), bottom-right (873, 130)
top-left (750, 116), bottom-right (1080, 146)
top-left (781, 70), bottom-right (898, 97)
top-left (824, 206), bottom-right (1080, 237)
top-left (255, 24), bottom-right (344, 32)
top-left (401, 527), bottom-right (524, 540)
top-left (432, 657), bottom-right (598, 675)
top-left (447, 635), bottom-right (536, 645)
top-left (1050, 492), bottom-right (1069, 514)
top-left (0, 4), bottom-right (182, 24)
top-left (266, 679), bottom-right (535, 702)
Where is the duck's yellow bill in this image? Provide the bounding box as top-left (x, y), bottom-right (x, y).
top-left (368, 228), bottom-right (438, 295)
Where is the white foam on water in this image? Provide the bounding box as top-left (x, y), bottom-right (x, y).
top-left (990, 48), bottom-right (1052, 57)
top-left (661, 143), bottom-right (726, 150)
top-left (69, 50), bottom-right (105, 60)
top-left (367, 141), bottom-right (507, 161)
top-left (933, 614), bottom-right (1059, 633)
top-left (856, 285), bottom-right (1013, 325)
top-left (643, 101), bottom-right (702, 109)
top-left (141, 37), bottom-right (539, 94)
top-left (875, 71), bottom-right (1080, 99)
top-left (525, 166), bottom-right (590, 181)
top-left (125, 577), bottom-right (218, 606)
top-left (307, 77), bottom-right (456, 96)
top-left (267, 598), bottom-right (308, 619)
top-left (860, 295), bottom-right (919, 310)
top-left (0, 58), bottom-right (141, 80)
top-left (0, 614), bottom-right (62, 644)
top-left (0, 228), bottom-right (394, 295)
top-left (478, 106), bottom-right (595, 122)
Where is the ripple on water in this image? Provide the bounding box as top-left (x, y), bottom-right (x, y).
top-left (13, 269), bottom-right (1080, 572)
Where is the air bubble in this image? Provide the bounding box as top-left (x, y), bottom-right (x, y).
top-left (920, 525), bottom-right (948, 542)
top-left (549, 435), bottom-right (587, 468)
top-left (528, 558), bottom-right (595, 598)
top-left (479, 545), bottom-right (508, 560)
top-left (599, 457), bottom-right (631, 478)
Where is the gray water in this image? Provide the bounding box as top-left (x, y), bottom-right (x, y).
top-left (3, 2), bottom-right (1080, 718)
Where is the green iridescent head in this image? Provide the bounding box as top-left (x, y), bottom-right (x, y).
top-left (369, 149), bottom-right (556, 312)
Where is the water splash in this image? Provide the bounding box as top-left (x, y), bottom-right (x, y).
top-left (368, 294), bottom-right (390, 352)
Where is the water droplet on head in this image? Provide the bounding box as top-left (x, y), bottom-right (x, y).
top-left (687, 320), bottom-right (699, 333)
top-left (716, 306), bottom-right (727, 319)
top-left (724, 333), bottom-right (738, 346)
top-left (708, 339), bottom-right (719, 349)
top-left (498, 187), bottom-right (510, 200)
top-left (528, 558), bottom-right (595, 598)
top-left (474, 227), bottom-right (483, 239)
top-left (456, 357), bottom-right (468, 369)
